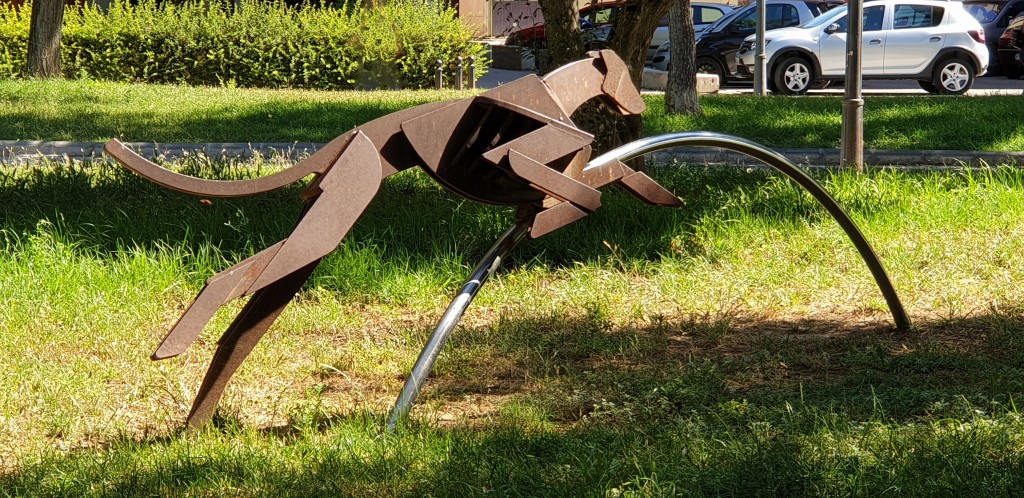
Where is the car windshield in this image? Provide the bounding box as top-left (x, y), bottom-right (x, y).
top-left (964, 1), bottom-right (1006, 22)
top-left (800, 4), bottom-right (849, 28)
top-left (705, 4), bottom-right (750, 32)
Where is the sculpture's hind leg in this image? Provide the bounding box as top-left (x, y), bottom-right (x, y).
top-left (150, 131), bottom-right (384, 362)
top-left (151, 131), bottom-right (384, 427)
top-left (185, 258), bottom-right (321, 428)
top-left (153, 242), bottom-right (287, 359)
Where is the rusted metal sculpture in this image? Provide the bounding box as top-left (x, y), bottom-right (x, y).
top-left (104, 50), bottom-right (911, 430)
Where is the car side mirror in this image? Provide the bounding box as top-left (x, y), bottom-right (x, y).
top-left (825, 23), bottom-right (841, 34)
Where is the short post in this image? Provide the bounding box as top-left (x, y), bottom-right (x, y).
top-left (435, 59), bottom-right (444, 90)
top-left (455, 56), bottom-right (464, 90)
top-left (468, 56), bottom-right (477, 90)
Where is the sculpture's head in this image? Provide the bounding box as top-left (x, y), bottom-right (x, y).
top-left (590, 49), bottom-right (646, 116)
top-left (540, 49), bottom-right (646, 118)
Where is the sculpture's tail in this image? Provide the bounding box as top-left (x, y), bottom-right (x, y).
top-left (104, 135), bottom-right (354, 198)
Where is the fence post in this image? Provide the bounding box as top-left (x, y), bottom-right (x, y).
top-left (455, 56), bottom-right (464, 90)
top-left (435, 59), bottom-right (444, 90)
top-left (468, 56), bottom-right (476, 90)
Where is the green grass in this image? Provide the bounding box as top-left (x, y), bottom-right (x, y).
top-left (2, 78), bottom-right (1023, 151)
top-left (4, 157), bottom-right (1024, 495)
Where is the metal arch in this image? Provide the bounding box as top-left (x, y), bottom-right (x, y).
top-left (588, 131), bottom-right (912, 332)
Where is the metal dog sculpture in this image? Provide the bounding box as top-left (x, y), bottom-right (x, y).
top-left (105, 50), bottom-right (686, 428)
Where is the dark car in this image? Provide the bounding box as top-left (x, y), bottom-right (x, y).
top-left (964, 0), bottom-right (1024, 74)
top-left (689, 0), bottom-right (843, 83)
top-left (997, 14), bottom-right (1024, 77)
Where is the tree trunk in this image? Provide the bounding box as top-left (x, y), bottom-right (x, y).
top-left (665, 0), bottom-right (703, 115)
top-left (534, 0), bottom-right (585, 72)
top-left (27, 0), bottom-right (65, 78)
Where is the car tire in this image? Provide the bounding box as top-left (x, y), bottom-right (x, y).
top-left (931, 56), bottom-right (975, 95)
top-left (772, 56), bottom-right (814, 95)
top-left (695, 57), bottom-right (727, 84)
top-left (1005, 67), bottom-right (1023, 80)
top-left (917, 80), bottom-right (939, 94)
top-left (810, 80), bottom-right (832, 90)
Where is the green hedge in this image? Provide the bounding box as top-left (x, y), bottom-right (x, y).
top-left (0, 0), bottom-right (489, 89)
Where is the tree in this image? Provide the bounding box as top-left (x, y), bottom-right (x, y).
top-left (665, 0), bottom-right (702, 116)
top-left (535, 0), bottom-right (673, 151)
top-left (27, 0), bottom-right (65, 78)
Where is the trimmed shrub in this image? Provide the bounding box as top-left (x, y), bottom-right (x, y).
top-left (0, 0), bottom-right (489, 89)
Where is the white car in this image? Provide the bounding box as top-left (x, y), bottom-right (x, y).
top-left (735, 0), bottom-right (989, 94)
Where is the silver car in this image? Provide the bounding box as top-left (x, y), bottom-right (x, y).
top-left (736, 0), bottom-right (989, 94)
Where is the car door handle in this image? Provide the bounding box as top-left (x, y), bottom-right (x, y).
top-left (869, 39), bottom-right (882, 44)
top-left (929, 36), bottom-right (942, 42)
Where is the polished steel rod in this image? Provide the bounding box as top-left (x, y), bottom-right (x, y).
top-left (390, 131), bottom-right (912, 430)
top-left (387, 222), bottom-right (530, 430)
top-left (589, 131), bottom-right (911, 331)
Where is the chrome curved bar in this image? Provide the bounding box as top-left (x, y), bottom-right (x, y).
top-left (388, 221), bottom-right (531, 431)
top-left (389, 131), bottom-right (911, 430)
top-left (591, 131), bottom-right (911, 332)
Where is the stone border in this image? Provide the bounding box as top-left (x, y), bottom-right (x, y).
top-left (2, 140), bottom-right (1022, 168)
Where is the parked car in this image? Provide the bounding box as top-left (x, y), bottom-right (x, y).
top-left (964, 0), bottom-right (1024, 74)
top-left (647, 3), bottom-right (735, 62)
top-left (736, 0), bottom-right (989, 94)
top-left (651, 0), bottom-right (843, 80)
top-left (997, 14), bottom-right (1024, 77)
top-left (505, 1), bottom-right (621, 49)
top-left (505, 1), bottom-right (735, 62)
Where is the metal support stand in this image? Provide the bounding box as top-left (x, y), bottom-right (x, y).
top-left (586, 132), bottom-right (911, 331)
top-left (387, 222), bottom-right (530, 430)
top-left (387, 131), bottom-right (912, 431)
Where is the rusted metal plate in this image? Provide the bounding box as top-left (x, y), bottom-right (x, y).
top-left (104, 50), bottom-right (701, 428)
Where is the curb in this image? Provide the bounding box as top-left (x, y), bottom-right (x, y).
top-left (2, 140), bottom-right (1022, 168)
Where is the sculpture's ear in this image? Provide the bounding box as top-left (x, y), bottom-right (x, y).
top-left (590, 49), bottom-right (645, 115)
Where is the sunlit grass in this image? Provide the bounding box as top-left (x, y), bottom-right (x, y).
top-left (4, 159), bottom-right (1024, 494)
top-left (3, 79), bottom-right (1023, 152)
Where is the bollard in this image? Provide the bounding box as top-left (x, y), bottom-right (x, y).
top-left (455, 56), bottom-right (464, 90)
top-left (468, 56), bottom-right (477, 90)
top-left (435, 59), bottom-right (444, 90)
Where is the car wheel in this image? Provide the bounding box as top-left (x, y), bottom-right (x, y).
top-left (1005, 67), bottom-right (1023, 80)
top-left (695, 57), bottom-right (726, 84)
top-left (931, 57), bottom-right (975, 95)
top-left (917, 80), bottom-right (939, 93)
top-left (810, 80), bottom-right (831, 90)
top-left (772, 56), bottom-right (814, 95)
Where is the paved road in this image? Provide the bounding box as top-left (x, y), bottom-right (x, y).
top-left (479, 67), bottom-right (1024, 95)
top-left (720, 74), bottom-right (1024, 96)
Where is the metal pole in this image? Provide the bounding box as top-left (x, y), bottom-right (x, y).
top-left (387, 222), bottom-right (530, 430)
top-left (435, 59), bottom-right (444, 90)
top-left (754, 0), bottom-right (768, 95)
top-left (841, 0), bottom-right (865, 172)
top-left (469, 56), bottom-right (477, 90)
top-left (455, 56), bottom-right (465, 91)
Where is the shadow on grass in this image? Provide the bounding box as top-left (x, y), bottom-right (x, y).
top-left (0, 161), bottom-right (901, 284)
top-left (4, 311), bottom-right (1024, 496)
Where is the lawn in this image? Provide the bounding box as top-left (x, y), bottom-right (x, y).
top-left (2, 81), bottom-right (1024, 496)
top-left (1, 78), bottom-right (1023, 151)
